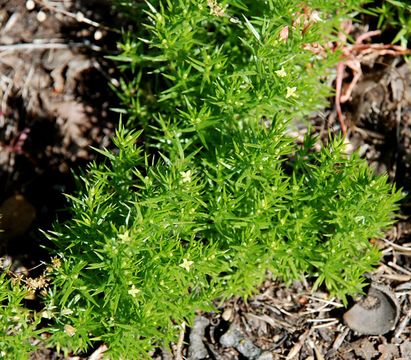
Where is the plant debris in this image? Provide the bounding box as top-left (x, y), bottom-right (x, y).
top-left (0, 0), bottom-right (121, 265)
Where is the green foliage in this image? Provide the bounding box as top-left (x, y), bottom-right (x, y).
top-left (44, 126), bottom-right (402, 357)
top-left (110, 0), bottom-right (363, 145)
top-left (371, 0), bottom-right (411, 47)
top-left (0, 270), bottom-right (41, 359)
top-left (39, 0), bottom-right (402, 358)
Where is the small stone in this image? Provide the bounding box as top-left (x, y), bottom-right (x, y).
top-left (25, 0), bottom-right (35, 10)
top-left (257, 351), bottom-right (273, 360)
top-left (188, 316), bottom-right (210, 360)
top-left (220, 325), bottom-right (242, 348)
top-left (36, 10), bottom-right (47, 22)
top-left (220, 324), bottom-right (261, 359)
top-left (94, 30), bottom-right (103, 41)
top-left (222, 308), bottom-right (233, 321)
top-left (236, 339), bottom-right (261, 360)
top-left (400, 341), bottom-right (411, 358)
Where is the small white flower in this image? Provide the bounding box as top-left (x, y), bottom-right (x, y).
top-left (286, 86), bottom-right (297, 98)
top-left (275, 66), bottom-right (287, 78)
top-left (41, 310), bottom-right (54, 319)
top-left (61, 308), bottom-right (73, 316)
top-left (180, 170), bottom-right (192, 183)
top-left (118, 231), bottom-right (131, 242)
top-left (128, 284), bottom-right (140, 297)
top-left (310, 10), bottom-right (323, 23)
top-left (179, 258), bottom-right (194, 272)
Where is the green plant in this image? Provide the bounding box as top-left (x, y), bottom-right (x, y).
top-left (370, 0), bottom-right (411, 47)
top-left (0, 268), bottom-right (41, 359)
top-left (39, 0), bottom-right (402, 358)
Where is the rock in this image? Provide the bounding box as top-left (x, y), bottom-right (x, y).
top-left (187, 316), bottom-right (210, 360)
top-left (220, 323), bottom-right (261, 359)
top-left (257, 351), bottom-right (273, 360)
top-left (343, 284), bottom-right (399, 335)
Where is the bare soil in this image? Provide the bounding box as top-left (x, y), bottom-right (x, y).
top-left (1, 1), bottom-right (411, 359)
top-left (0, 0), bottom-right (122, 268)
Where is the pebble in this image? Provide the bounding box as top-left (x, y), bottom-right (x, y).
top-left (220, 324), bottom-right (262, 359)
top-left (25, 0), bottom-right (35, 11)
top-left (36, 10), bottom-right (47, 22)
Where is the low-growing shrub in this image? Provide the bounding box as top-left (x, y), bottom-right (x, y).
top-left (27, 0), bottom-right (404, 357)
top-left (0, 269), bottom-right (41, 359)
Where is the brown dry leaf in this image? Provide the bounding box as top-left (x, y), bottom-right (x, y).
top-left (352, 338), bottom-right (379, 360)
top-left (53, 100), bottom-right (92, 150)
top-left (279, 26), bottom-right (289, 42)
top-left (64, 324), bottom-right (77, 337)
top-left (378, 343), bottom-right (399, 360)
top-left (88, 344), bottom-right (109, 360)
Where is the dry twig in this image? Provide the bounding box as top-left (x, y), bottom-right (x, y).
top-left (175, 321), bottom-right (186, 360)
top-left (334, 27), bottom-right (411, 136)
top-left (0, 42), bottom-right (101, 53)
top-left (286, 328), bottom-right (312, 360)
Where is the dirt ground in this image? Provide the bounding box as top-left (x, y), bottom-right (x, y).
top-left (0, 0), bottom-right (122, 268)
top-left (1, 1), bottom-right (411, 359)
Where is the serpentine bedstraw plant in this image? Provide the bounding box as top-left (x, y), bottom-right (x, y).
top-left (0, 271), bottom-right (41, 358)
top-left (37, 0), bottom-right (402, 358)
